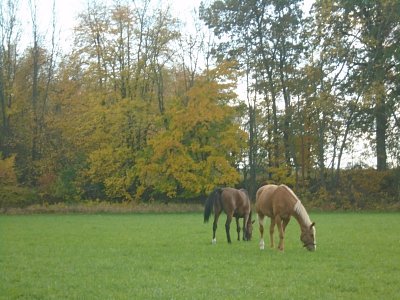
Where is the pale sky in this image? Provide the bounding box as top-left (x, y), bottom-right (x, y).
top-left (17, 0), bottom-right (313, 52)
top-left (17, 0), bottom-right (204, 51)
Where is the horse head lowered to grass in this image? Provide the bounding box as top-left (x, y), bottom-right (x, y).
top-left (204, 187), bottom-right (254, 244)
top-left (255, 184), bottom-right (316, 251)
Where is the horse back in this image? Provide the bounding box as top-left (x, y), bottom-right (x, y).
top-left (271, 185), bottom-right (298, 218)
top-left (256, 184), bottom-right (296, 218)
top-left (221, 187), bottom-right (251, 217)
top-left (255, 184), bottom-right (278, 217)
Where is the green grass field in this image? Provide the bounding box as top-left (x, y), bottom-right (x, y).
top-left (1, 212), bottom-right (399, 299)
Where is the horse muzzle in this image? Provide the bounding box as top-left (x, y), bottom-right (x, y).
top-left (304, 243), bottom-right (316, 251)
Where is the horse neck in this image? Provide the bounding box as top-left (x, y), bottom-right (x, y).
top-left (293, 200), bottom-right (312, 230)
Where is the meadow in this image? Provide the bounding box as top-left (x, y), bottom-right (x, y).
top-left (1, 212), bottom-right (399, 299)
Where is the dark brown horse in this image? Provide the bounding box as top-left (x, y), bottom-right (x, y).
top-left (204, 187), bottom-right (253, 244)
top-left (256, 184), bottom-right (316, 251)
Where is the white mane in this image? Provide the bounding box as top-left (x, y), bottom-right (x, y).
top-left (292, 192), bottom-right (316, 249)
top-left (293, 198), bottom-right (312, 226)
top-left (283, 186), bottom-right (311, 226)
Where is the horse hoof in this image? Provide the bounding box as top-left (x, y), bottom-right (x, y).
top-left (259, 241), bottom-right (265, 250)
top-left (212, 239), bottom-right (216, 245)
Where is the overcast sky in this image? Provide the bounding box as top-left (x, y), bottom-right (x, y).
top-left (17, 0), bottom-right (314, 52)
top-left (17, 0), bottom-right (204, 51)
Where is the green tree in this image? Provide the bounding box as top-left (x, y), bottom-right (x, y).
top-left (312, 0), bottom-right (400, 170)
top-left (200, 0), bottom-right (306, 193)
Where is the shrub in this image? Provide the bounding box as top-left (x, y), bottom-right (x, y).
top-left (0, 185), bottom-right (39, 209)
top-left (0, 154), bottom-right (17, 185)
top-left (333, 168), bottom-right (399, 209)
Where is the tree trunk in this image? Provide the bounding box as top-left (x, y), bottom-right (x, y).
top-left (375, 94), bottom-right (387, 170)
top-left (266, 68), bottom-right (279, 168)
top-left (248, 104), bottom-right (257, 200)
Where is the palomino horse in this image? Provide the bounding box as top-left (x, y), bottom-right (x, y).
top-left (256, 184), bottom-right (316, 251)
top-left (204, 187), bottom-right (253, 244)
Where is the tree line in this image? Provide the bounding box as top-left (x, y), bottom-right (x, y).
top-left (0, 0), bottom-right (399, 209)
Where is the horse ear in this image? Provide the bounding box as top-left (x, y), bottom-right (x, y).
top-left (310, 222), bottom-right (315, 229)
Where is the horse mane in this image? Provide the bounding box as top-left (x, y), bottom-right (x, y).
top-left (281, 185), bottom-right (312, 226)
top-left (294, 200), bottom-right (312, 226)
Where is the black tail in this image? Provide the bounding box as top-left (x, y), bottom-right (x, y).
top-left (204, 188), bottom-right (223, 223)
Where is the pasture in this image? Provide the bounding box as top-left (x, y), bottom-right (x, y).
top-left (1, 212), bottom-right (399, 299)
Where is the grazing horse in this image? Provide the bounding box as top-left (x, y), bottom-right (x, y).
top-left (204, 187), bottom-right (253, 244)
top-left (256, 184), bottom-right (316, 251)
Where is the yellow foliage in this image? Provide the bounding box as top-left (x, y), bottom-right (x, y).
top-left (84, 145), bottom-right (135, 201)
top-left (0, 153), bottom-right (17, 185)
top-left (55, 60), bottom-right (247, 201)
top-left (348, 169), bottom-right (389, 194)
top-left (134, 62), bottom-right (246, 198)
top-left (268, 166), bottom-right (296, 187)
top-left (0, 154), bottom-right (17, 186)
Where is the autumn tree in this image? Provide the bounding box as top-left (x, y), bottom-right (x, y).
top-left (65, 1), bottom-right (184, 200)
top-left (0, 0), bottom-right (60, 189)
top-left (0, 0), bottom-right (19, 156)
top-left (16, 0), bottom-right (58, 185)
top-left (135, 62), bottom-right (247, 200)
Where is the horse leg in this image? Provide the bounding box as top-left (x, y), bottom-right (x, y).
top-left (236, 217), bottom-right (241, 241)
top-left (269, 218), bottom-right (276, 249)
top-left (242, 215), bottom-right (248, 241)
top-left (282, 217), bottom-right (290, 233)
top-left (258, 213), bottom-right (265, 250)
top-left (275, 215), bottom-right (285, 251)
top-left (225, 215), bottom-right (232, 243)
top-left (212, 211), bottom-right (221, 244)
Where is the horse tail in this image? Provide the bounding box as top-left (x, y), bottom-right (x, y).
top-left (204, 188), bottom-right (223, 223)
